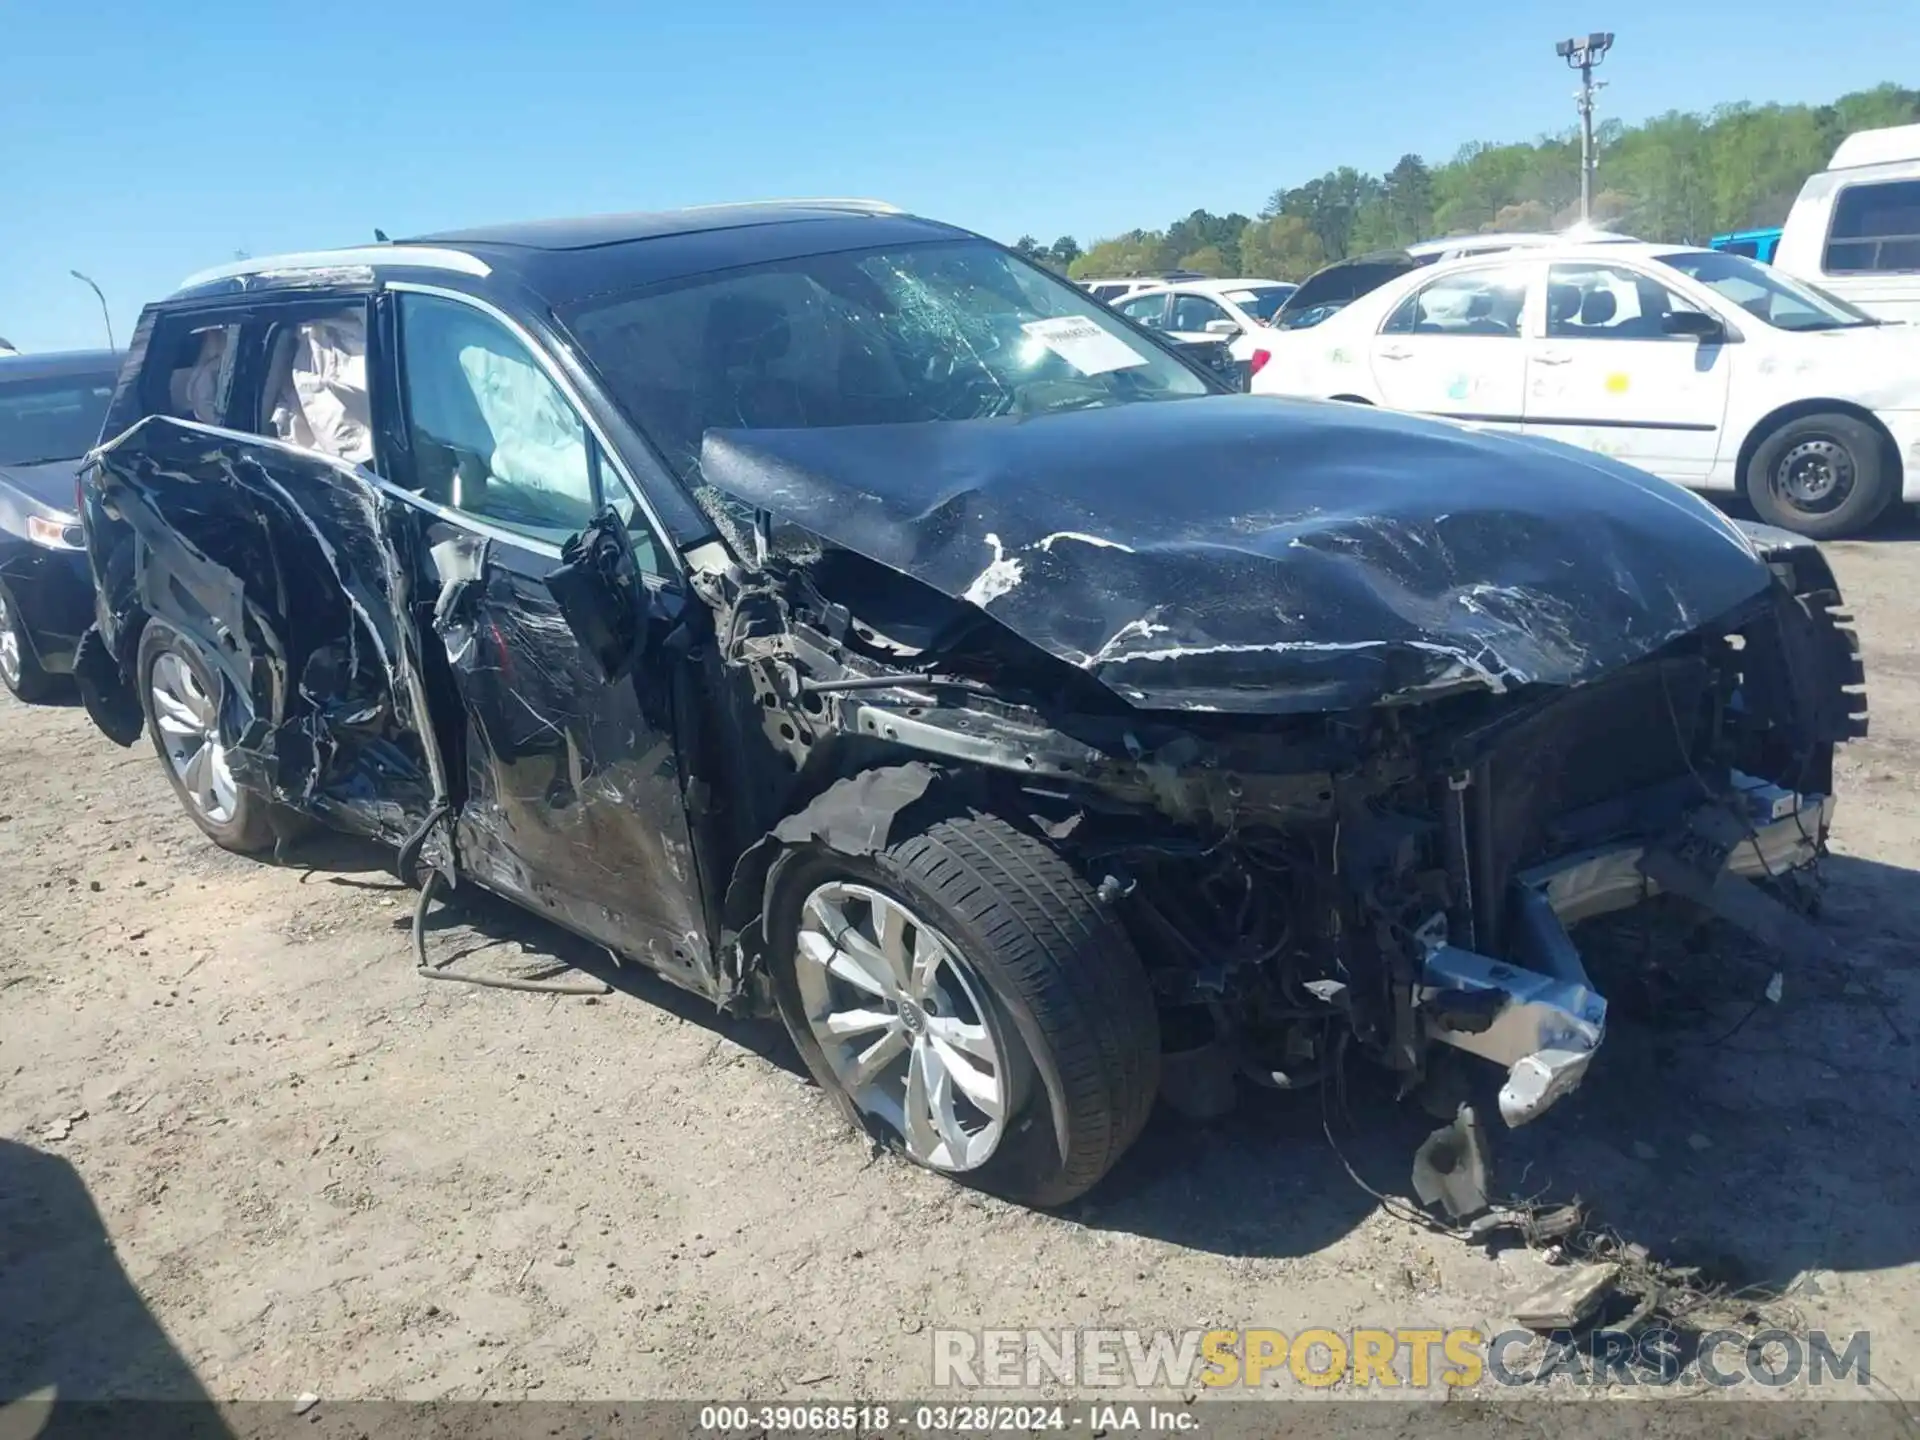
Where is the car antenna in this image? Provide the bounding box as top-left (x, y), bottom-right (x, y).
top-left (373, 228), bottom-right (391, 243)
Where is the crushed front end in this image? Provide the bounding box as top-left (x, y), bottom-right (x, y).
top-left (693, 406), bottom-right (1867, 1138)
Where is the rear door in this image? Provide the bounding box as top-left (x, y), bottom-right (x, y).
top-left (1367, 260), bottom-right (1536, 426)
top-left (382, 286), bottom-right (714, 992)
top-left (1522, 261), bottom-right (1731, 482)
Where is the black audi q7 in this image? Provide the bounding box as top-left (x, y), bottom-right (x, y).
top-left (74, 201), bottom-right (1863, 1205)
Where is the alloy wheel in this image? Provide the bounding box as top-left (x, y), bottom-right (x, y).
top-left (149, 650), bottom-right (238, 824)
top-left (0, 591), bottom-right (19, 690)
top-left (794, 881), bottom-right (1011, 1171)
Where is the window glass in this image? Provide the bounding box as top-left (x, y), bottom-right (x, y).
top-left (564, 240), bottom-right (1210, 492)
top-left (1382, 267), bottom-right (1529, 337)
top-left (0, 371), bottom-right (118, 465)
top-left (1657, 250), bottom-right (1876, 331)
top-left (1228, 286), bottom-right (1294, 322)
top-left (1825, 179), bottom-right (1920, 274)
top-left (1545, 263), bottom-right (1707, 340)
top-left (1116, 293), bottom-right (1168, 326)
top-left (1169, 294), bottom-right (1234, 332)
top-left (259, 309), bottom-right (373, 463)
top-left (397, 293), bottom-right (595, 544)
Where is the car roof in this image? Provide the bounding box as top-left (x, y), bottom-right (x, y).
top-left (1415, 240), bottom-right (1710, 273)
top-left (1407, 229), bottom-right (1636, 255)
top-left (171, 200), bottom-right (977, 306)
top-left (0, 348), bottom-right (124, 382)
top-left (406, 198), bottom-right (909, 249)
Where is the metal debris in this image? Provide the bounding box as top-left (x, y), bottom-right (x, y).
top-left (1514, 1261), bottom-right (1621, 1331)
top-left (1411, 1104), bottom-right (1491, 1220)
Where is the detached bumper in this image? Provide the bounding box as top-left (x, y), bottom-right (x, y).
top-left (1419, 774), bottom-right (1830, 1126)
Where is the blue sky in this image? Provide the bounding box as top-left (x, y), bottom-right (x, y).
top-left (4, 0), bottom-right (1915, 351)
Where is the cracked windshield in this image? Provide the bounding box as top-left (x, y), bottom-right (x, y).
top-left (566, 240), bottom-right (1210, 481)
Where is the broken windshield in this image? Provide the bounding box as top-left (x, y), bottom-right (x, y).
top-left (563, 240), bottom-right (1215, 485)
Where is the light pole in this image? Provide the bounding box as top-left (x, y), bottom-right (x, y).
top-left (1556, 32), bottom-right (1614, 225)
top-left (69, 270), bottom-right (115, 351)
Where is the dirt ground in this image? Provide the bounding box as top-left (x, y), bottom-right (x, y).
top-left (3, 526), bottom-right (1918, 1412)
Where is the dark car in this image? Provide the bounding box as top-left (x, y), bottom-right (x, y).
top-left (0, 350), bottom-right (122, 700)
top-left (74, 203), bottom-right (1863, 1206)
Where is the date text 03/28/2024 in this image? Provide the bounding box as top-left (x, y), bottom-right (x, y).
top-left (697, 1404), bottom-right (1199, 1433)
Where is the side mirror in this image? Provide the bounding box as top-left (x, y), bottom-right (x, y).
top-left (545, 509), bottom-right (653, 682)
top-left (1662, 310), bottom-right (1725, 341)
top-left (1204, 318), bottom-right (1241, 337)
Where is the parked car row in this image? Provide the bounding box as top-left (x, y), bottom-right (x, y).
top-left (1249, 239), bottom-right (1919, 539)
top-left (1, 201), bottom-right (1868, 1209)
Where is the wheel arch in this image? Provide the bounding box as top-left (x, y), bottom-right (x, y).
top-left (1735, 398), bottom-right (1903, 493)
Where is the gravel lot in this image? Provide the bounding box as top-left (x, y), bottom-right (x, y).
top-left (3, 527), bottom-right (1918, 1412)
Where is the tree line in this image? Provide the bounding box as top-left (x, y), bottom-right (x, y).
top-left (1006, 83), bottom-right (1920, 284)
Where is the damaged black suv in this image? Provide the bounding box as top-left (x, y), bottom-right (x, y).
top-left (75, 201), bottom-right (1865, 1206)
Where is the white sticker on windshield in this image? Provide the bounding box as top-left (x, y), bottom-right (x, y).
top-left (1021, 316), bottom-right (1150, 376)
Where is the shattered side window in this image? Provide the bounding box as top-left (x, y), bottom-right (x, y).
top-left (395, 293), bottom-right (597, 546)
top-left (153, 319), bottom-right (240, 427)
top-left (257, 309), bottom-right (374, 463)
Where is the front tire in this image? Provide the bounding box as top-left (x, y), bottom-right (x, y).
top-left (1745, 412), bottom-right (1895, 539)
top-left (767, 808), bottom-right (1160, 1207)
top-left (137, 620), bottom-right (280, 854)
top-left (0, 583), bottom-right (61, 704)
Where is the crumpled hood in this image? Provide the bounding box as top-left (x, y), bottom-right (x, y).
top-left (698, 395), bottom-right (1776, 713)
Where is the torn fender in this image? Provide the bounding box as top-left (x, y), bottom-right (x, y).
top-left (699, 396), bottom-right (1779, 714)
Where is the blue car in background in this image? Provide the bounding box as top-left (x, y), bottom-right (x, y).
top-left (0, 350), bottom-right (122, 701)
top-left (1708, 227), bottom-right (1783, 264)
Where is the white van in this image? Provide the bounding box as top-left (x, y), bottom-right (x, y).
top-left (1775, 122), bottom-right (1920, 322)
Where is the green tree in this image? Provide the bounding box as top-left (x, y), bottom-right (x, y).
top-left (1047, 235), bottom-right (1082, 270)
top-left (1272, 168), bottom-right (1383, 259)
top-left (1068, 230), bottom-right (1172, 280)
top-left (1061, 81), bottom-right (1920, 267)
top-left (1164, 209), bottom-right (1252, 273)
top-left (1381, 153), bottom-right (1435, 244)
top-left (1238, 214), bottom-right (1327, 281)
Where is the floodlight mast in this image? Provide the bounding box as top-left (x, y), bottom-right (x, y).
top-left (1558, 31), bottom-right (1615, 224)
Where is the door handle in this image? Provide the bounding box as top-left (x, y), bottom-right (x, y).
top-left (1377, 345), bottom-right (1413, 360)
top-left (1533, 350), bottom-right (1572, 366)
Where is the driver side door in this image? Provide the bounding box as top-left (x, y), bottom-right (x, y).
top-left (382, 287), bottom-right (714, 994)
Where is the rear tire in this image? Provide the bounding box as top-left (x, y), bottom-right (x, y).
top-left (0, 583), bottom-right (61, 704)
top-left (136, 620), bottom-right (283, 854)
top-left (767, 807), bottom-right (1160, 1207)
top-left (1745, 412), bottom-right (1895, 540)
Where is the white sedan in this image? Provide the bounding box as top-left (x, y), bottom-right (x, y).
top-left (1111, 279), bottom-right (1297, 374)
top-left (1252, 241), bottom-right (1920, 538)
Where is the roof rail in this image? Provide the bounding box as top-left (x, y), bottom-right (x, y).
top-left (176, 245), bottom-right (493, 292)
top-left (679, 197), bottom-right (905, 216)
